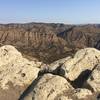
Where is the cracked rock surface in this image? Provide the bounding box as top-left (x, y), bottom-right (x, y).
top-left (0, 45), bottom-right (42, 100)
top-left (86, 64), bottom-right (100, 92)
top-left (0, 45), bottom-right (100, 100)
top-left (61, 48), bottom-right (100, 81)
top-left (23, 74), bottom-right (73, 100)
top-left (19, 47), bottom-right (100, 100)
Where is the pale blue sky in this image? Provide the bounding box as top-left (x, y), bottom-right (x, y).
top-left (0, 0), bottom-right (100, 24)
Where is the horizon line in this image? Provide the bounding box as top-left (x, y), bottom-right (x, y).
top-left (0, 21), bottom-right (100, 25)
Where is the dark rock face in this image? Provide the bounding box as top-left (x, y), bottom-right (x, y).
top-left (0, 23), bottom-right (100, 63)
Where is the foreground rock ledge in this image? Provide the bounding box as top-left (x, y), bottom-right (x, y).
top-left (0, 45), bottom-right (42, 100)
top-left (0, 45), bottom-right (100, 100)
top-left (23, 74), bottom-right (73, 100)
top-left (21, 74), bottom-right (93, 100)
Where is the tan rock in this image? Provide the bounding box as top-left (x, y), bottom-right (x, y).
top-left (56, 96), bottom-right (73, 100)
top-left (39, 57), bottom-right (71, 76)
top-left (62, 48), bottom-right (100, 81)
top-left (48, 57), bottom-right (71, 71)
top-left (74, 88), bottom-right (92, 99)
top-left (86, 64), bottom-right (100, 92)
top-left (0, 45), bottom-right (40, 89)
top-left (0, 45), bottom-right (22, 66)
top-left (24, 74), bottom-right (73, 100)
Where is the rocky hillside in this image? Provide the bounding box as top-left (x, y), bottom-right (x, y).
top-left (0, 45), bottom-right (100, 100)
top-left (0, 23), bottom-right (100, 63)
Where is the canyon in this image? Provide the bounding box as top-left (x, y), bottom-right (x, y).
top-left (0, 23), bottom-right (100, 63)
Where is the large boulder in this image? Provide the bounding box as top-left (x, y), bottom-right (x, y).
top-left (23, 74), bottom-right (73, 100)
top-left (61, 48), bottom-right (100, 81)
top-left (0, 45), bottom-right (41, 100)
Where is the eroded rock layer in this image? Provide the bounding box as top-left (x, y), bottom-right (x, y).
top-left (0, 23), bottom-right (100, 63)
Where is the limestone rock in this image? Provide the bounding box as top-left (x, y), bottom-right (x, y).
top-left (48, 57), bottom-right (71, 71)
top-left (0, 45), bottom-right (43, 100)
top-left (39, 57), bottom-right (71, 76)
top-left (53, 88), bottom-right (93, 100)
top-left (23, 74), bottom-right (73, 100)
top-left (0, 45), bottom-right (22, 66)
top-left (55, 96), bottom-right (73, 100)
top-left (74, 88), bottom-right (92, 99)
top-left (86, 64), bottom-right (100, 92)
top-left (61, 48), bottom-right (100, 81)
top-left (0, 45), bottom-right (40, 90)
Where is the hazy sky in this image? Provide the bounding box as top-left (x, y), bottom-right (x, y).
top-left (0, 0), bottom-right (100, 24)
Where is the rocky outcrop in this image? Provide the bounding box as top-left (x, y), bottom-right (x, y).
top-left (0, 45), bottom-right (43, 100)
top-left (0, 45), bottom-right (100, 100)
top-left (61, 48), bottom-right (100, 81)
top-left (19, 47), bottom-right (100, 100)
top-left (39, 48), bottom-right (100, 83)
top-left (23, 74), bottom-right (73, 100)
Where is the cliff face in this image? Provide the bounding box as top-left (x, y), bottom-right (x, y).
top-left (0, 23), bottom-right (100, 63)
top-left (57, 25), bottom-right (100, 50)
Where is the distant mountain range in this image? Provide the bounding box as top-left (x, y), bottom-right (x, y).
top-left (0, 23), bottom-right (100, 63)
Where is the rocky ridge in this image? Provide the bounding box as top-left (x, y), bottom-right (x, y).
top-left (19, 47), bottom-right (100, 100)
top-left (0, 45), bottom-right (99, 100)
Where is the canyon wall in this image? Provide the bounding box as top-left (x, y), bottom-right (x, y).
top-left (0, 23), bottom-right (100, 63)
